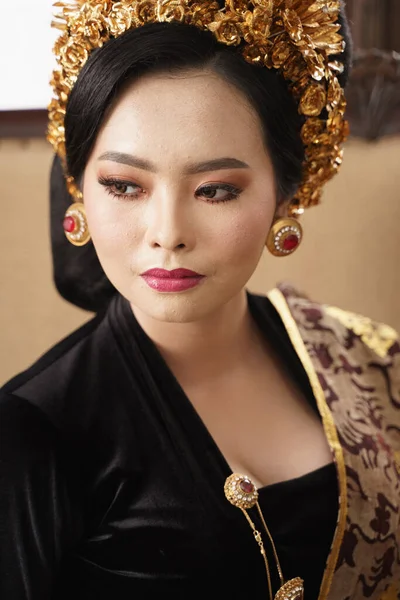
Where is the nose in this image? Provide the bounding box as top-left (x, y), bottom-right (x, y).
top-left (144, 189), bottom-right (195, 252)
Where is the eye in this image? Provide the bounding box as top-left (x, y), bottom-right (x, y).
top-left (196, 183), bottom-right (242, 203)
top-left (98, 176), bottom-right (144, 199)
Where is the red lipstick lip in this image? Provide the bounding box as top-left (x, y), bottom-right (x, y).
top-left (141, 268), bottom-right (203, 278)
top-left (141, 268), bottom-right (205, 293)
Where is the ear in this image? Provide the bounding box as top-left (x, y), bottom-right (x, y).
top-left (274, 198), bottom-right (293, 219)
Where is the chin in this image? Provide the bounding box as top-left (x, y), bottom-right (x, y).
top-left (140, 293), bottom-right (212, 323)
top-left (129, 281), bottom-right (233, 324)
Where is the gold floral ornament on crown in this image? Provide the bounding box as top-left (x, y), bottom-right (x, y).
top-left (48, 0), bottom-right (349, 214)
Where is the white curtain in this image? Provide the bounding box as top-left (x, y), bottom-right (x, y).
top-left (0, 0), bottom-right (58, 110)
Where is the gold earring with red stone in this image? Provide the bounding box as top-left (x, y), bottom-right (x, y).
top-left (266, 217), bottom-right (302, 257)
top-left (63, 202), bottom-right (91, 246)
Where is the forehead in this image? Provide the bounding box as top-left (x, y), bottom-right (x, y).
top-left (95, 69), bottom-right (269, 163)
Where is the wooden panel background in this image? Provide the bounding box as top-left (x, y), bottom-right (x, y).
top-left (346, 0), bottom-right (400, 51)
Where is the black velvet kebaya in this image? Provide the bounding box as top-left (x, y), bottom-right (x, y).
top-left (0, 292), bottom-right (338, 599)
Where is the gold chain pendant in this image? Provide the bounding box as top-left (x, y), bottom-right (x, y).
top-left (224, 473), bottom-right (305, 600)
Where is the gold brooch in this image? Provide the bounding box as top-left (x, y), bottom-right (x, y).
top-left (225, 473), bottom-right (304, 599)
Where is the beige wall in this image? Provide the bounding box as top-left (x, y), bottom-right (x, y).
top-left (1, 136), bottom-right (400, 384)
top-left (1, 139), bottom-right (89, 384)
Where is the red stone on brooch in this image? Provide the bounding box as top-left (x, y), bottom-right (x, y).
top-left (240, 479), bottom-right (254, 494)
top-left (224, 474), bottom-right (258, 509)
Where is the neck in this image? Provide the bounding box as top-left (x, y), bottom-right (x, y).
top-left (131, 289), bottom-right (258, 382)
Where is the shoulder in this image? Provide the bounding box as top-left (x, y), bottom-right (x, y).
top-left (1, 303), bottom-right (121, 432)
top-left (269, 284), bottom-right (400, 462)
top-left (321, 305), bottom-right (399, 360)
top-left (0, 390), bottom-right (61, 466)
top-left (270, 282), bottom-right (400, 361)
top-left (3, 309), bottom-right (107, 393)
top-left (0, 390), bottom-right (77, 501)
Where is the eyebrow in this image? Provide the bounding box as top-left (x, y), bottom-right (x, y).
top-left (97, 151), bottom-right (250, 174)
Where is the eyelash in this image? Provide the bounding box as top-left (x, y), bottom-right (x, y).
top-left (98, 177), bottom-right (143, 200)
top-left (97, 176), bottom-right (242, 204)
top-left (195, 183), bottom-right (241, 203)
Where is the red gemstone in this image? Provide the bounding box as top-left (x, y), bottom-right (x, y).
top-left (282, 234), bottom-right (299, 251)
top-left (63, 215), bottom-right (76, 233)
top-left (240, 479), bottom-right (254, 494)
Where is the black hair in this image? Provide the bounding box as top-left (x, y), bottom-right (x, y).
top-left (65, 17), bottom-right (350, 201)
top-left (66, 22), bottom-right (304, 201)
top-left (52, 11), bottom-right (352, 312)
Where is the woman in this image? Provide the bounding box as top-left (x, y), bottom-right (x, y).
top-left (1, 1), bottom-right (399, 599)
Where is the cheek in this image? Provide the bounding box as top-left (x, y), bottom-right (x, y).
top-left (216, 203), bottom-right (274, 264)
top-left (84, 192), bottom-right (139, 256)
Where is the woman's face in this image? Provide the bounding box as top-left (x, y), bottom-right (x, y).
top-left (83, 69), bottom-right (277, 323)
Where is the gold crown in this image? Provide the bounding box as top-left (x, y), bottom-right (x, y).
top-left (48, 0), bottom-right (349, 214)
